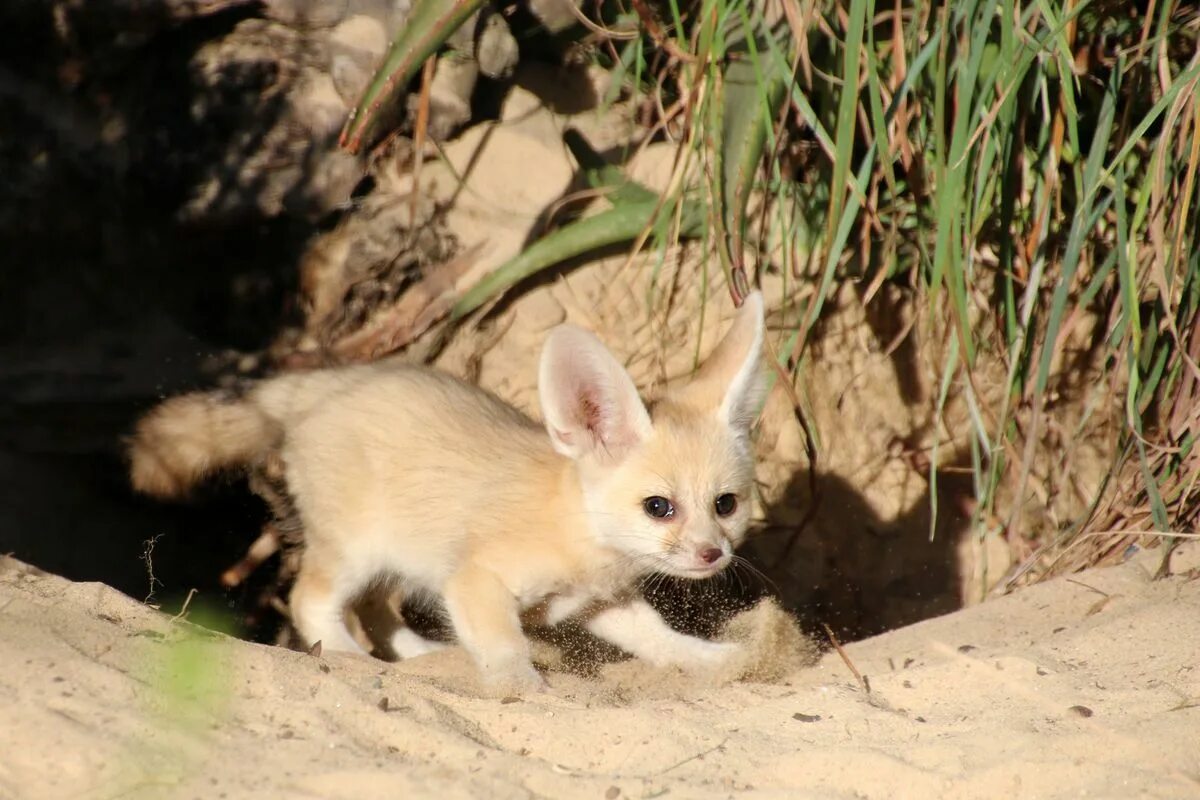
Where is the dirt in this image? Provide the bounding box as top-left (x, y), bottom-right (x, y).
top-left (3, 543), bottom-right (1197, 799)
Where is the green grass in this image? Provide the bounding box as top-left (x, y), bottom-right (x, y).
top-left (359, 0), bottom-right (1200, 582)
top-left (581, 0), bottom-right (1200, 581)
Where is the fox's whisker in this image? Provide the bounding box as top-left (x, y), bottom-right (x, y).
top-left (730, 555), bottom-right (781, 596)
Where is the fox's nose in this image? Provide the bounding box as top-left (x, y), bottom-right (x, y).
top-left (699, 547), bottom-right (724, 564)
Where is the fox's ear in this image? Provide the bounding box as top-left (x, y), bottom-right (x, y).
top-left (680, 291), bottom-right (767, 431)
top-left (539, 324), bottom-right (652, 461)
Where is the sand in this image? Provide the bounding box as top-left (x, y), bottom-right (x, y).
top-left (1, 544), bottom-right (1198, 800)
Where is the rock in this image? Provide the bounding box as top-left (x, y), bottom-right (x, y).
top-left (263, 0), bottom-right (351, 28)
top-left (424, 54), bottom-right (478, 140)
top-left (475, 8), bottom-right (519, 80)
top-left (328, 14), bottom-right (390, 104)
top-left (528, 0), bottom-right (584, 34)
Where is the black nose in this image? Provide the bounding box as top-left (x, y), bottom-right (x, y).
top-left (699, 547), bottom-right (723, 564)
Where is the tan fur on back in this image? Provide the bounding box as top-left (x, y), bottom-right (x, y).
top-left (278, 363), bottom-right (592, 591)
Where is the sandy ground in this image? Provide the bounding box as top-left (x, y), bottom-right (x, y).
top-left (1, 544), bottom-right (1198, 800)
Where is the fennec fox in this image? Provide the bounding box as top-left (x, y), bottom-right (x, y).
top-left (129, 293), bottom-right (767, 692)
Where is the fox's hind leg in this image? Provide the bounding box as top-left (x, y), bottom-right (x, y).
top-left (289, 556), bottom-right (366, 655)
top-left (355, 585), bottom-right (448, 659)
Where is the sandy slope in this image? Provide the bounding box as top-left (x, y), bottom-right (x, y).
top-left (1, 545), bottom-right (1198, 800)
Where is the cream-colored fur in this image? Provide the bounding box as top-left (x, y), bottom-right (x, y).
top-left (128, 293), bottom-right (768, 693)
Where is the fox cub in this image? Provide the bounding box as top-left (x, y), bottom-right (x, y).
top-left (129, 293), bottom-right (767, 692)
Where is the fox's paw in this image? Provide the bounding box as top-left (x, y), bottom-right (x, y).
top-left (482, 659), bottom-right (547, 697)
top-left (682, 640), bottom-right (743, 670)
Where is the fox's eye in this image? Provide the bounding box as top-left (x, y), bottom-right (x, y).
top-left (714, 494), bottom-right (738, 516)
top-left (642, 496), bottom-right (675, 519)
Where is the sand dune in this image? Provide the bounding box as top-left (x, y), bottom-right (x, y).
top-left (1, 544), bottom-right (1198, 799)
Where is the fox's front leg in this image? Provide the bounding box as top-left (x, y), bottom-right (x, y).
top-left (441, 565), bottom-right (545, 693)
top-left (585, 598), bottom-right (739, 669)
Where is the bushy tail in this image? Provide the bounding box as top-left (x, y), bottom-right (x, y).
top-left (127, 390), bottom-right (280, 499)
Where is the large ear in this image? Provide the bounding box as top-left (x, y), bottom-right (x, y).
top-left (539, 324), bottom-right (653, 461)
top-left (677, 291), bottom-right (767, 430)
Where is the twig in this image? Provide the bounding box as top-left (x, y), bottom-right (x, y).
top-left (656, 737), bottom-right (728, 775)
top-left (220, 525), bottom-right (282, 589)
top-left (565, 1), bottom-right (639, 40)
top-left (629, 0), bottom-right (696, 63)
top-left (1064, 578), bottom-right (1110, 597)
top-left (171, 588), bottom-right (199, 622)
top-left (142, 534), bottom-right (164, 606)
top-left (823, 623), bottom-right (870, 694)
top-left (1154, 538), bottom-right (1184, 580)
top-left (409, 56), bottom-right (436, 226)
top-left (220, 525), bottom-right (280, 587)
